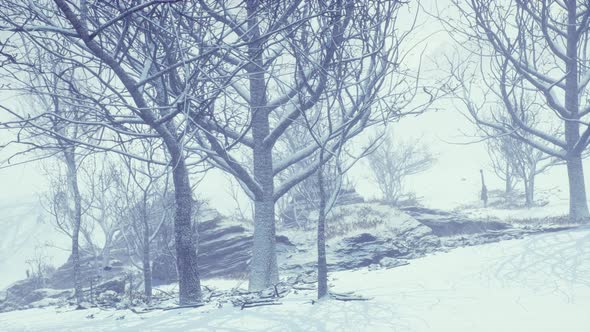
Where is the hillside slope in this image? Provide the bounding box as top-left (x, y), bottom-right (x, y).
top-left (1, 227), bottom-right (588, 331)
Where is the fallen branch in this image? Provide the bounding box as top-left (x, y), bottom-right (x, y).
top-left (240, 300), bottom-right (282, 310)
top-left (330, 292), bottom-right (372, 302)
top-left (161, 303), bottom-right (207, 311)
top-left (130, 308), bottom-right (156, 314)
top-left (130, 302), bottom-right (206, 314)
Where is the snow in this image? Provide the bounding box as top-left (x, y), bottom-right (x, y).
top-left (463, 203), bottom-right (568, 222)
top-left (2, 227), bottom-right (589, 331)
top-left (459, 191), bottom-right (571, 225)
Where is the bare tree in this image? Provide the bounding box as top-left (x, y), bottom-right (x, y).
top-left (486, 136), bottom-right (519, 195)
top-left (486, 133), bottom-right (556, 207)
top-left (303, 30), bottom-right (431, 296)
top-left (367, 132), bottom-right (435, 205)
top-left (310, 117), bottom-right (371, 300)
top-left (38, 145), bottom-right (85, 305)
top-left (313, 127), bottom-right (380, 300)
top-left (0, 0), bottom-right (432, 297)
top-left (24, 245), bottom-right (56, 288)
top-left (509, 139), bottom-right (556, 208)
top-left (0, 1), bottom-right (226, 303)
top-left (444, 0), bottom-right (590, 222)
top-left (316, 148), bottom-right (331, 299)
top-left (9, 64), bottom-right (98, 305)
top-left (276, 124), bottom-right (350, 230)
top-left (81, 156), bottom-right (121, 273)
top-left (188, 0), bottom-right (420, 291)
top-left (114, 141), bottom-right (173, 302)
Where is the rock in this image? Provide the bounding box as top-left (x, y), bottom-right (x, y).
top-left (278, 203), bottom-right (440, 273)
top-left (0, 287), bottom-right (73, 311)
top-left (47, 289), bottom-right (73, 299)
top-left (348, 233), bottom-right (377, 243)
top-left (29, 297), bottom-right (63, 308)
top-left (48, 250), bottom-right (128, 290)
top-left (21, 289), bottom-right (46, 305)
top-left (76, 301), bottom-right (93, 310)
top-left (24, 288), bottom-right (73, 305)
top-left (368, 263), bottom-right (381, 271)
top-left (0, 302), bottom-right (16, 313)
top-left (4, 278), bottom-right (49, 305)
top-left (331, 233), bottom-right (407, 269)
top-left (323, 204), bottom-right (438, 270)
top-left (420, 219), bottom-right (509, 236)
top-left (379, 257), bottom-right (409, 268)
top-left (402, 206), bottom-right (510, 236)
top-left (9, 207), bottom-right (293, 293)
top-left (420, 235), bottom-right (442, 248)
top-left (152, 218), bottom-right (295, 285)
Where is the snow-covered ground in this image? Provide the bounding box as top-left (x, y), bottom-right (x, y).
top-left (458, 186), bottom-right (570, 220)
top-left (1, 227), bottom-right (588, 332)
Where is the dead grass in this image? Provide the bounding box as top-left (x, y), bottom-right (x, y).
top-left (504, 215), bottom-right (572, 226)
top-left (325, 205), bottom-right (387, 239)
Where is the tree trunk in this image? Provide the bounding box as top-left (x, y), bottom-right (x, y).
top-left (101, 235), bottom-right (112, 270)
top-left (524, 165), bottom-right (537, 208)
top-left (64, 147), bottom-right (82, 305)
top-left (246, 0), bottom-right (279, 291)
top-left (317, 158), bottom-right (328, 299)
top-left (529, 172), bottom-right (535, 207)
top-left (249, 197), bottom-right (279, 291)
top-left (566, 155), bottom-right (590, 222)
top-left (142, 224), bottom-right (152, 302)
top-left (249, 132), bottom-right (278, 291)
top-left (505, 162), bottom-right (513, 194)
top-left (171, 157), bottom-right (201, 304)
top-left (151, 67), bottom-right (201, 304)
top-left (563, 3), bottom-right (590, 223)
top-left (141, 200), bottom-right (153, 302)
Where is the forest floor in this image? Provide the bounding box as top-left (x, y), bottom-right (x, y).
top-left (1, 225), bottom-right (589, 332)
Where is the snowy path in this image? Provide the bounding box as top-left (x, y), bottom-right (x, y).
top-left (1, 228), bottom-right (589, 332)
